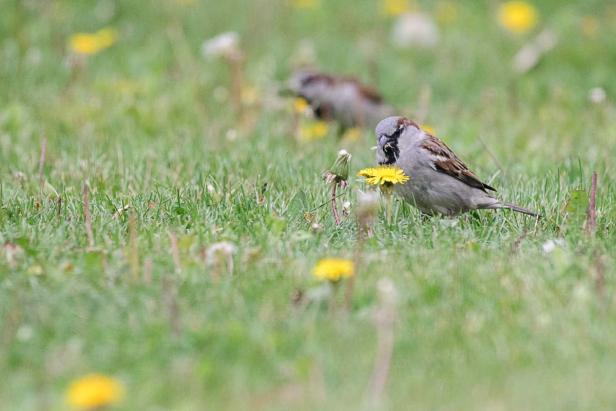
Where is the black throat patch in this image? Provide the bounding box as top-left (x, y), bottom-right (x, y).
top-left (380, 141), bottom-right (399, 165)
top-left (379, 128), bottom-right (402, 165)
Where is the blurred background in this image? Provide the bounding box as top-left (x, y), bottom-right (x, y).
top-left (2, 0), bottom-right (615, 163)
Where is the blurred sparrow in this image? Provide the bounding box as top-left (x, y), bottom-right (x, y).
top-left (375, 116), bottom-right (538, 217)
top-left (287, 70), bottom-right (396, 130)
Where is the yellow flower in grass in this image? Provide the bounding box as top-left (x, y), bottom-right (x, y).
top-left (422, 124), bottom-right (435, 135)
top-left (358, 166), bottom-right (410, 186)
top-left (70, 28), bottom-right (118, 55)
top-left (299, 120), bottom-right (329, 141)
top-left (293, 97), bottom-right (311, 114)
top-left (313, 258), bottom-right (354, 282)
top-left (358, 166), bottom-right (408, 224)
top-left (66, 374), bottom-right (123, 409)
top-left (498, 1), bottom-right (538, 34)
top-left (382, 0), bottom-right (413, 16)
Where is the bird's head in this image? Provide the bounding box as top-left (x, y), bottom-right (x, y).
top-left (375, 116), bottom-right (420, 165)
top-left (286, 69), bottom-right (333, 102)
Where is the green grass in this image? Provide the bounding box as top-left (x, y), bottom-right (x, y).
top-left (1, 0), bottom-right (616, 409)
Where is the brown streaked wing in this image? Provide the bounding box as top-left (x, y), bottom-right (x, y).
top-left (353, 81), bottom-right (384, 104)
top-left (421, 135), bottom-right (496, 192)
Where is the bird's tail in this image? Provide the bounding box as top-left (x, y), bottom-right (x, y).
top-left (488, 202), bottom-right (540, 218)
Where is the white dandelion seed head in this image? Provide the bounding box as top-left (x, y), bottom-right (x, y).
top-left (391, 13), bottom-right (439, 49)
top-left (202, 32), bottom-right (240, 59)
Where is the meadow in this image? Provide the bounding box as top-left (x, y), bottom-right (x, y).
top-left (1, 0), bottom-right (615, 409)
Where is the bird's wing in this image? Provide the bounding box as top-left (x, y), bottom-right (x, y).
top-left (350, 79), bottom-right (384, 104)
top-left (420, 135), bottom-right (496, 192)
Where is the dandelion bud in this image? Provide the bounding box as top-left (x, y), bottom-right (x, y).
top-left (342, 201), bottom-right (351, 216)
top-left (391, 13), bottom-right (439, 49)
top-left (323, 149), bottom-right (352, 185)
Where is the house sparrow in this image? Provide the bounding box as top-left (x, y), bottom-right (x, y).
top-left (375, 116), bottom-right (538, 217)
top-left (287, 70), bottom-right (396, 130)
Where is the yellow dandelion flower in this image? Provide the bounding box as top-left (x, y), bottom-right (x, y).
top-left (313, 258), bottom-right (354, 282)
top-left (312, 121), bottom-right (328, 137)
top-left (498, 1), bottom-right (538, 34)
top-left (382, 0), bottom-right (413, 16)
top-left (70, 34), bottom-right (101, 55)
top-left (358, 166), bottom-right (410, 186)
top-left (299, 120), bottom-right (329, 141)
top-left (421, 124), bottom-right (436, 135)
top-left (69, 28), bottom-right (118, 55)
top-left (293, 97), bottom-right (311, 114)
top-left (66, 374), bottom-right (123, 410)
top-left (292, 0), bottom-right (320, 10)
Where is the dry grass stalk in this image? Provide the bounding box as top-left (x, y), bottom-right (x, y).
top-left (82, 182), bottom-right (94, 248)
top-left (585, 171), bottom-right (597, 235)
top-left (128, 210), bottom-right (140, 281)
top-left (56, 195), bottom-right (62, 219)
top-left (227, 53), bottom-right (244, 116)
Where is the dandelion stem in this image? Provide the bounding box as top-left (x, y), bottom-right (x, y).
top-left (128, 210), bottom-right (139, 281)
top-left (331, 183), bottom-right (341, 225)
top-left (227, 53), bottom-right (244, 117)
top-left (385, 192), bottom-right (392, 225)
top-left (329, 280), bottom-right (340, 314)
top-left (82, 182), bottom-right (94, 248)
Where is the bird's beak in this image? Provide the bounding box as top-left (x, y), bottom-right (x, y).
top-left (378, 134), bottom-right (388, 149)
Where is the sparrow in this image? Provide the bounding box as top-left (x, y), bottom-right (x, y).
top-left (287, 70), bottom-right (396, 130)
top-left (375, 116), bottom-right (538, 217)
